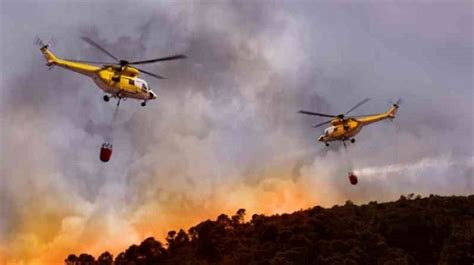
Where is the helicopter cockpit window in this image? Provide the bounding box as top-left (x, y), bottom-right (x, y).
top-left (324, 127), bottom-right (335, 136)
top-left (128, 79), bottom-right (135, 85)
top-left (135, 79), bottom-right (148, 90)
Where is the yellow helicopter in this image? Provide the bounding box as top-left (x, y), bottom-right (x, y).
top-left (37, 37), bottom-right (186, 106)
top-left (299, 98), bottom-right (401, 147)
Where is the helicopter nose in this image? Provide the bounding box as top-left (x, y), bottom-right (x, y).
top-left (318, 135), bottom-right (324, 142)
top-left (149, 91), bottom-right (157, 100)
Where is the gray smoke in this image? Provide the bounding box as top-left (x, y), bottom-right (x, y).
top-left (0, 0), bottom-right (472, 263)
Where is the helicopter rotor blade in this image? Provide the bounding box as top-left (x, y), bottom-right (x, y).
top-left (298, 110), bottom-right (337, 118)
top-left (129, 54), bottom-right (187, 65)
top-left (394, 98), bottom-right (402, 107)
top-left (48, 37), bottom-right (57, 49)
top-left (81, 37), bottom-right (120, 62)
top-left (313, 120), bottom-right (332, 128)
top-left (345, 98), bottom-right (371, 115)
top-left (135, 67), bottom-right (166, 79)
top-left (63, 58), bottom-right (116, 65)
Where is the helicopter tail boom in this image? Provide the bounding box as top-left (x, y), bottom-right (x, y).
top-left (386, 103), bottom-right (399, 120)
top-left (39, 46), bottom-right (100, 76)
top-left (40, 46), bottom-right (58, 66)
top-left (356, 103), bottom-right (400, 126)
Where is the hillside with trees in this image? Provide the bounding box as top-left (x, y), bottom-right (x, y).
top-left (65, 194), bottom-right (474, 265)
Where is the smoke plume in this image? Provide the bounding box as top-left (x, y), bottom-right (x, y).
top-left (0, 1), bottom-right (472, 264)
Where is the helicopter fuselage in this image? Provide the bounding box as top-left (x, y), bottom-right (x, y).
top-left (40, 46), bottom-right (157, 102)
top-left (318, 105), bottom-right (399, 143)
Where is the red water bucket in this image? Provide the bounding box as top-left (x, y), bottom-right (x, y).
top-left (348, 172), bottom-right (358, 185)
top-left (100, 143), bottom-right (113, 162)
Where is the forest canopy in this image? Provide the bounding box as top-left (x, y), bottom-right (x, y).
top-left (65, 195), bottom-right (474, 265)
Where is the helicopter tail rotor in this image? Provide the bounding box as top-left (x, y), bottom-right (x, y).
top-left (34, 36), bottom-right (44, 47)
top-left (48, 37), bottom-right (57, 49)
top-left (386, 98), bottom-right (402, 121)
top-left (392, 98), bottom-right (402, 108)
top-left (34, 36), bottom-right (57, 49)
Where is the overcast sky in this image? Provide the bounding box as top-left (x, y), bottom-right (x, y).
top-left (0, 0), bottom-right (472, 264)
